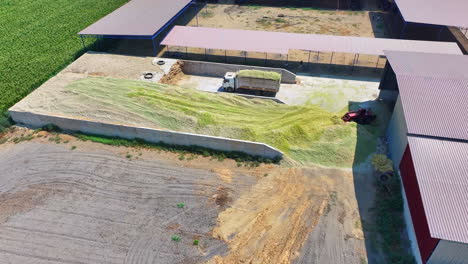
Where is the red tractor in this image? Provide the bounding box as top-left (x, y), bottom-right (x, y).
top-left (342, 108), bottom-right (376, 125)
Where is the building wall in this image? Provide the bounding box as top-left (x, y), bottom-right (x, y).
top-left (387, 95), bottom-right (408, 166)
top-left (399, 146), bottom-right (440, 263)
top-left (400, 178), bottom-right (424, 264)
top-left (9, 111), bottom-right (283, 159)
top-left (428, 240), bottom-right (468, 264)
top-left (378, 62), bottom-right (399, 102)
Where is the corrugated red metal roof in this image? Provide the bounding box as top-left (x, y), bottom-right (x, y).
top-left (161, 26), bottom-right (463, 56)
top-left (79, 0), bottom-right (192, 36)
top-left (394, 0), bottom-right (468, 28)
top-left (407, 136), bottom-right (468, 244)
top-left (385, 51), bottom-right (468, 141)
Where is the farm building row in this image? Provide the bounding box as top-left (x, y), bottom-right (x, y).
top-left (381, 51), bottom-right (468, 264)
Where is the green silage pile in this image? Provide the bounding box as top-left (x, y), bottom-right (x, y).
top-left (65, 77), bottom-right (382, 167)
top-left (237, 70), bottom-right (281, 81)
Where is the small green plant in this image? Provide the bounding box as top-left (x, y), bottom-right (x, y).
top-left (216, 153), bottom-right (226, 162)
top-left (246, 4), bottom-right (262, 10)
top-left (193, 239), bottom-right (199, 246)
top-left (126, 154), bottom-right (132, 159)
top-left (263, 173), bottom-right (268, 177)
top-left (274, 18), bottom-right (286, 23)
top-left (171, 235), bottom-right (181, 242)
top-left (41, 124), bottom-right (62, 133)
top-left (178, 153), bottom-right (185, 160)
top-left (372, 154), bottom-right (393, 173)
top-left (360, 256), bottom-right (367, 264)
top-left (0, 113), bottom-right (12, 133)
top-left (200, 10), bottom-right (214, 18)
top-left (177, 203), bottom-right (185, 208)
top-left (71, 146), bottom-right (77, 150)
top-left (12, 134), bottom-right (34, 144)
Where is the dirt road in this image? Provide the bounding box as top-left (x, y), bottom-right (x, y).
top-left (0, 128), bottom-right (374, 263)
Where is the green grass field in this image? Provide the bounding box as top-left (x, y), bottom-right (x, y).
top-left (0, 0), bottom-right (127, 113)
top-left (65, 77), bottom-right (387, 167)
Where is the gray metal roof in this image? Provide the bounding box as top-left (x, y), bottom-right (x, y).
top-left (385, 51), bottom-right (468, 141)
top-left (162, 26), bottom-right (463, 56)
top-left (407, 136), bottom-right (468, 244)
top-left (394, 0), bottom-right (468, 28)
top-left (79, 0), bottom-right (192, 37)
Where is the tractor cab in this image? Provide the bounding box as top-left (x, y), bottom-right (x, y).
top-left (223, 72), bottom-right (236, 92)
top-left (342, 108), bottom-right (376, 124)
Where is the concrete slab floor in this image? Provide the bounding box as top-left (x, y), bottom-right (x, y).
top-left (176, 74), bottom-right (380, 112)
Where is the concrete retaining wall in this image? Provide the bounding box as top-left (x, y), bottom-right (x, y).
top-left (9, 111), bottom-right (283, 159)
top-left (181, 60), bottom-right (297, 84)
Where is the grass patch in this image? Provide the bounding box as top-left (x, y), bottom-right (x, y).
top-left (245, 4), bottom-right (263, 10)
top-left (371, 172), bottom-right (415, 264)
top-left (58, 77), bottom-right (388, 167)
top-left (0, 0), bottom-right (128, 113)
top-left (74, 133), bottom-right (279, 165)
top-left (0, 113), bottom-right (13, 133)
top-left (200, 10), bottom-right (214, 18)
top-left (274, 18), bottom-right (286, 23)
top-left (12, 134), bottom-right (34, 144)
top-left (256, 18), bottom-right (272, 27)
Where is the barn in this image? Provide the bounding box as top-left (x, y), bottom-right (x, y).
top-left (78, 0), bottom-right (194, 56)
top-left (391, 0), bottom-right (468, 53)
top-left (382, 50), bottom-right (468, 264)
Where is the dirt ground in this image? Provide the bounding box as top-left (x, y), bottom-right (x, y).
top-left (0, 127), bottom-right (375, 263)
top-left (189, 4), bottom-right (387, 38)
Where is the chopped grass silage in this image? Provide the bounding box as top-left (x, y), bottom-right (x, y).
top-left (0, 0), bottom-right (127, 112)
top-left (237, 70), bottom-right (281, 81)
top-left (64, 77), bottom-right (384, 167)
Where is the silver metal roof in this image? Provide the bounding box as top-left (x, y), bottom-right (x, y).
top-left (162, 26), bottom-right (462, 56)
top-left (394, 0), bottom-right (468, 28)
top-left (79, 0), bottom-right (192, 36)
top-left (408, 136), bottom-right (468, 244)
top-left (385, 51), bottom-right (468, 141)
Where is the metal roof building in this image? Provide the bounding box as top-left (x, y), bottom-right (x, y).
top-left (392, 0), bottom-right (468, 48)
top-left (78, 0), bottom-right (193, 55)
top-left (162, 26), bottom-right (463, 56)
top-left (384, 51), bottom-right (468, 264)
top-left (394, 0), bottom-right (468, 28)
